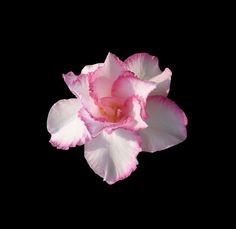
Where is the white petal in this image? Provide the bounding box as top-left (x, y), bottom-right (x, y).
top-left (140, 96), bottom-right (187, 152)
top-left (125, 53), bottom-right (161, 80)
top-left (81, 63), bottom-right (103, 74)
top-left (125, 53), bottom-right (172, 96)
top-left (47, 99), bottom-right (91, 150)
top-left (84, 129), bottom-right (141, 184)
top-left (149, 68), bottom-right (172, 97)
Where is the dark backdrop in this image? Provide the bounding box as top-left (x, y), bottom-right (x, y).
top-left (12, 3), bottom-right (211, 204)
top-left (3, 1), bottom-right (230, 226)
top-left (33, 37), bottom-right (199, 193)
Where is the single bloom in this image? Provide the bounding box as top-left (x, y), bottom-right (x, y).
top-left (47, 52), bottom-right (187, 184)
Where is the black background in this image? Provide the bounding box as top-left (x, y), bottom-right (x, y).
top-left (9, 3), bottom-right (217, 210)
top-left (34, 33), bottom-right (199, 195)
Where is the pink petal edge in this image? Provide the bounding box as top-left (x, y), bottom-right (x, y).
top-left (50, 135), bottom-right (91, 150)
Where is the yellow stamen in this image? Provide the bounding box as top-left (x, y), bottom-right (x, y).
top-left (99, 104), bottom-right (123, 123)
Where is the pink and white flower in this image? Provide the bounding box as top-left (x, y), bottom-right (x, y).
top-left (47, 52), bottom-right (187, 184)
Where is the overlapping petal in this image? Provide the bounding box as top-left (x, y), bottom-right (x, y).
top-left (125, 53), bottom-right (162, 79)
top-left (140, 96), bottom-right (187, 152)
top-left (122, 96), bottom-right (148, 131)
top-left (112, 71), bottom-right (156, 101)
top-left (47, 99), bottom-right (91, 150)
top-left (79, 96), bottom-right (147, 137)
top-left (63, 73), bottom-right (101, 117)
top-left (84, 129), bottom-right (141, 184)
top-left (149, 68), bottom-right (172, 96)
top-left (125, 53), bottom-right (172, 96)
top-left (90, 53), bottom-right (127, 100)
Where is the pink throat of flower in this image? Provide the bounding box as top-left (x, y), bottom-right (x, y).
top-left (98, 97), bottom-right (125, 123)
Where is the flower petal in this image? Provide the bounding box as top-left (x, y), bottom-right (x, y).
top-left (122, 96), bottom-right (148, 131)
top-left (63, 71), bottom-right (79, 97)
top-left (47, 99), bottom-right (91, 150)
top-left (63, 73), bottom-right (101, 117)
top-left (100, 52), bottom-right (126, 80)
top-left (78, 107), bottom-right (131, 137)
top-left (139, 96), bottom-right (187, 152)
top-left (79, 96), bottom-right (147, 137)
top-left (149, 68), bottom-right (172, 97)
top-left (63, 72), bottom-right (88, 98)
top-left (90, 53), bottom-right (127, 100)
top-left (125, 53), bottom-right (161, 79)
top-left (84, 129), bottom-right (141, 184)
top-left (81, 63), bottom-right (103, 74)
top-left (79, 107), bottom-right (114, 137)
top-left (125, 53), bottom-right (172, 97)
top-left (112, 72), bottom-right (156, 101)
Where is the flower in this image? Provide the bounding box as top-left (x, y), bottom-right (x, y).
top-left (47, 52), bottom-right (187, 184)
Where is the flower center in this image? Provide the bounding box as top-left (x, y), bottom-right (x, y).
top-left (99, 97), bottom-right (124, 123)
